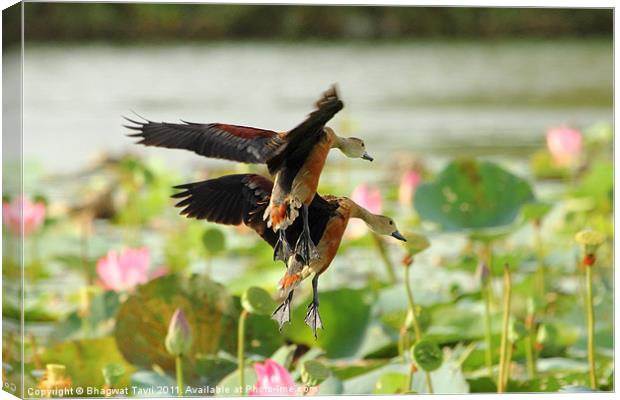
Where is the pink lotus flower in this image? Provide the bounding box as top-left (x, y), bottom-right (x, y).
top-left (346, 183), bottom-right (383, 239)
top-left (96, 247), bottom-right (165, 292)
top-left (249, 359), bottom-right (297, 396)
top-left (546, 126), bottom-right (582, 167)
top-left (399, 170), bottom-right (422, 207)
top-left (2, 196), bottom-right (46, 236)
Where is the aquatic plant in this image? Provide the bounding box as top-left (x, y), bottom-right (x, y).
top-left (2, 195), bottom-right (46, 236)
top-left (96, 247), bottom-right (165, 292)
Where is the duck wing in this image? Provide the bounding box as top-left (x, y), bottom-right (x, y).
top-left (172, 174), bottom-right (339, 251)
top-left (266, 85), bottom-right (344, 175)
top-left (172, 174), bottom-right (278, 247)
top-left (126, 117), bottom-right (285, 164)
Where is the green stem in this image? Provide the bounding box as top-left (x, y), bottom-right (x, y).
top-left (238, 310), bottom-right (249, 395)
top-left (525, 335), bottom-right (536, 380)
top-left (482, 283), bottom-right (493, 379)
top-left (403, 262), bottom-right (433, 394)
top-left (525, 307), bottom-right (537, 380)
top-left (372, 233), bottom-right (397, 284)
top-left (175, 356), bottom-right (184, 397)
top-left (504, 342), bottom-right (513, 388)
top-left (585, 266), bottom-right (597, 389)
top-left (533, 221), bottom-right (545, 301)
top-left (497, 265), bottom-right (512, 393)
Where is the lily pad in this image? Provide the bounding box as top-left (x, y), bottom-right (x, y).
top-left (39, 338), bottom-right (135, 389)
top-left (283, 288), bottom-right (371, 358)
top-left (415, 159), bottom-right (534, 231)
top-left (114, 273), bottom-right (237, 379)
top-left (373, 372), bottom-right (408, 394)
top-left (411, 340), bottom-right (443, 372)
top-left (202, 228), bottom-right (226, 255)
top-left (241, 287), bottom-right (275, 316)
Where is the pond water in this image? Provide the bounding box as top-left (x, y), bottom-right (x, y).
top-left (8, 39), bottom-right (613, 349)
top-left (17, 39), bottom-right (612, 175)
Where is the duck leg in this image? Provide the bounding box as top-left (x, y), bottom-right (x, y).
top-left (274, 228), bottom-right (292, 262)
top-left (271, 290), bottom-right (294, 331)
top-left (304, 275), bottom-right (323, 339)
top-left (294, 204), bottom-right (320, 264)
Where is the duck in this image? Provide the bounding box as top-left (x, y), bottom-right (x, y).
top-left (126, 85), bottom-right (373, 265)
top-left (172, 173), bottom-right (406, 338)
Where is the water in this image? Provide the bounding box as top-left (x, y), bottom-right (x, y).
top-left (19, 39), bottom-right (612, 174)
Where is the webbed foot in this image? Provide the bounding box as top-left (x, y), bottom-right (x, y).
top-left (274, 233), bottom-right (293, 262)
top-left (304, 301), bottom-right (323, 339)
top-left (295, 230), bottom-right (320, 264)
top-left (271, 299), bottom-right (292, 331)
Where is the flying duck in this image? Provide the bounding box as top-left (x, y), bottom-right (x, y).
top-left (125, 86), bottom-right (373, 265)
top-left (172, 173), bottom-right (406, 337)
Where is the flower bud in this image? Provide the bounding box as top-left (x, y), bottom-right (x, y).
top-left (165, 308), bottom-right (193, 357)
top-left (476, 261), bottom-right (490, 285)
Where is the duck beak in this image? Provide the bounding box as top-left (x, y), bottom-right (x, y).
top-left (362, 152), bottom-right (374, 162)
top-left (391, 231), bottom-right (407, 241)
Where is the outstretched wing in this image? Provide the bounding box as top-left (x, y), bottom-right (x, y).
top-left (172, 174), bottom-right (279, 247)
top-left (126, 117), bottom-right (285, 164)
top-left (172, 174), bottom-right (339, 251)
top-left (267, 85), bottom-right (344, 174)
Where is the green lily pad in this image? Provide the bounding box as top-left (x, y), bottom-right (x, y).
top-left (202, 227), bottom-right (226, 255)
top-left (283, 288), bottom-right (371, 358)
top-left (39, 338), bottom-right (135, 390)
top-left (216, 367), bottom-right (257, 397)
top-left (102, 362), bottom-right (126, 386)
top-left (415, 159), bottom-right (534, 231)
top-left (411, 339), bottom-right (443, 372)
top-left (114, 273), bottom-right (237, 380)
top-left (519, 201), bottom-right (552, 223)
top-left (241, 287), bottom-right (275, 316)
top-left (301, 360), bottom-right (331, 386)
top-left (373, 372), bottom-right (409, 394)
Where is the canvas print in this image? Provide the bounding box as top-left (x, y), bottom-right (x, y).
top-left (1, 2), bottom-right (614, 397)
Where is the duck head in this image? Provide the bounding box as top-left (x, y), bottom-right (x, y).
top-left (329, 128), bottom-right (373, 161)
top-left (366, 214), bottom-right (407, 241)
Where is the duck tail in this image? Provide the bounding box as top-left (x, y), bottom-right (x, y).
top-left (278, 254), bottom-right (305, 298)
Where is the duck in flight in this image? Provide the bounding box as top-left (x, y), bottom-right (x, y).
top-left (125, 85), bottom-right (373, 265)
top-left (172, 173), bottom-right (406, 338)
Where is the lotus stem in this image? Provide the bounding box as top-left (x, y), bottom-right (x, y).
top-left (372, 233), bottom-right (397, 284)
top-left (524, 305), bottom-right (537, 380)
top-left (238, 309), bottom-right (249, 395)
top-left (175, 356), bottom-right (184, 397)
top-left (403, 259), bottom-right (433, 394)
top-left (482, 283), bottom-right (493, 378)
top-left (497, 264), bottom-right (512, 393)
top-left (504, 342), bottom-right (513, 388)
top-left (585, 265), bottom-right (597, 389)
top-left (533, 219), bottom-right (546, 300)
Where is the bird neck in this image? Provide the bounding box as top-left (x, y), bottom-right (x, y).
top-left (342, 198), bottom-right (377, 226)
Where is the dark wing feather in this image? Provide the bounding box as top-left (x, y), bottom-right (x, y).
top-left (126, 117), bottom-right (285, 164)
top-left (266, 85), bottom-right (344, 174)
top-left (172, 174), bottom-right (278, 247)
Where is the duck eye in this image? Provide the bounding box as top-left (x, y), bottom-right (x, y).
top-left (389, 221), bottom-right (393, 225)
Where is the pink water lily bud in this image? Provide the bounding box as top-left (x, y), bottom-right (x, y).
top-left (546, 126), bottom-right (582, 167)
top-left (2, 196), bottom-right (46, 236)
top-left (346, 183), bottom-right (383, 239)
top-left (249, 359), bottom-right (298, 396)
top-left (165, 308), bottom-right (193, 357)
top-left (399, 170), bottom-right (422, 207)
top-left (96, 247), bottom-right (165, 292)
